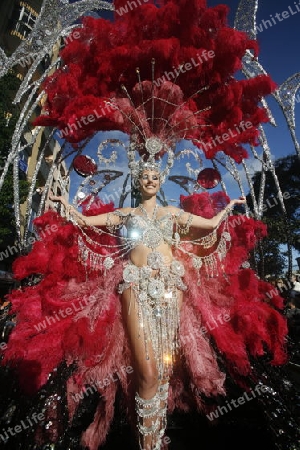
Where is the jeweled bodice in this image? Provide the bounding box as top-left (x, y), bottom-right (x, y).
top-left (125, 205), bottom-right (174, 249)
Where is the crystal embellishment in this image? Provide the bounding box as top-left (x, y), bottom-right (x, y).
top-left (123, 265), bottom-right (139, 283)
top-left (192, 257), bottom-right (203, 269)
top-left (141, 266), bottom-right (152, 279)
top-left (147, 251), bottom-right (164, 269)
top-left (143, 228), bottom-right (163, 249)
top-left (103, 257), bottom-right (114, 270)
top-left (170, 260), bottom-right (185, 277)
top-left (148, 279), bottom-right (164, 299)
top-left (145, 137), bottom-right (163, 155)
top-left (138, 291), bottom-right (148, 303)
top-left (241, 261), bottom-right (250, 268)
top-left (153, 306), bottom-right (162, 317)
top-left (223, 232), bottom-right (231, 241)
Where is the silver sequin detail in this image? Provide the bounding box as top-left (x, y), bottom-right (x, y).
top-left (192, 257), bottom-right (203, 269)
top-left (148, 279), bottom-right (165, 299)
top-left (103, 257), bottom-right (114, 270)
top-left (170, 260), bottom-right (185, 277)
top-left (123, 265), bottom-right (139, 283)
top-left (145, 137), bottom-right (163, 155)
top-left (222, 232), bottom-right (231, 241)
top-left (147, 251), bottom-right (165, 269)
top-left (143, 228), bottom-right (163, 249)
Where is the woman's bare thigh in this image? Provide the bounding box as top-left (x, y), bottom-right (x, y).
top-left (121, 287), bottom-right (157, 380)
top-left (121, 288), bottom-right (183, 379)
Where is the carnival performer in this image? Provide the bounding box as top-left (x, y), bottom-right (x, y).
top-left (49, 161), bottom-right (246, 450)
top-left (1, 1), bottom-right (290, 449)
top-left (50, 162), bottom-right (246, 450)
top-left (2, 158), bottom-right (288, 450)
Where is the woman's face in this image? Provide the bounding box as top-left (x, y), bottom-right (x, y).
top-left (139, 170), bottom-right (160, 197)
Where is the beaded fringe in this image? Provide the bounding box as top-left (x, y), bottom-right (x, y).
top-left (135, 381), bottom-right (169, 450)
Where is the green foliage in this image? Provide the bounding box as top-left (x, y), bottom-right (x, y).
top-left (0, 172), bottom-right (29, 245)
top-left (0, 72), bottom-right (29, 246)
top-left (0, 72), bottom-right (20, 160)
top-left (247, 154), bottom-right (300, 276)
top-left (250, 230), bottom-right (287, 277)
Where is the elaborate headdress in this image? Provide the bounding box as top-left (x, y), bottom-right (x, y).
top-left (34, 0), bottom-right (275, 200)
top-left (103, 74), bottom-right (209, 187)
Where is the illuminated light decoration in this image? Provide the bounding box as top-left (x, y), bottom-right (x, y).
top-left (20, 2), bottom-right (39, 17)
top-left (10, 30), bottom-right (26, 40)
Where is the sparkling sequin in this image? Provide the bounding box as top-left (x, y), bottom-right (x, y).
top-left (103, 257), bottom-right (114, 270)
top-left (138, 291), bottom-right (147, 303)
top-left (123, 265), bottom-right (139, 283)
top-left (145, 137), bottom-right (163, 155)
top-left (119, 260), bottom-right (185, 378)
top-left (222, 232), bottom-right (231, 241)
top-left (141, 266), bottom-right (152, 279)
top-left (192, 257), bottom-right (203, 269)
top-left (153, 306), bottom-right (162, 317)
top-left (147, 251), bottom-right (164, 269)
top-left (143, 228), bottom-right (163, 249)
top-left (170, 260), bottom-right (185, 277)
top-left (148, 279), bottom-right (165, 299)
top-left (241, 261), bottom-right (250, 268)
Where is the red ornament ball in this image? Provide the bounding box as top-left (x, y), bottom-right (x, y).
top-left (73, 155), bottom-right (97, 177)
top-left (197, 168), bottom-right (221, 189)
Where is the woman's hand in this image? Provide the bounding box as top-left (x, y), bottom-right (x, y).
top-left (230, 196), bottom-right (247, 207)
top-left (49, 193), bottom-right (67, 208)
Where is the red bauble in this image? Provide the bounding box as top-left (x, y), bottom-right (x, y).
top-left (197, 168), bottom-right (221, 189)
top-left (73, 155), bottom-right (97, 176)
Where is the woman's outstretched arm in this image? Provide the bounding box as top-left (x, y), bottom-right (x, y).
top-left (49, 194), bottom-right (128, 227)
top-left (174, 196), bottom-right (247, 231)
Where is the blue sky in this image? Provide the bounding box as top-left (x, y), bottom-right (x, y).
top-left (209, 0), bottom-right (300, 160)
top-left (212, 0), bottom-right (300, 271)
top-left (213, 0), bottom-right (300, 85)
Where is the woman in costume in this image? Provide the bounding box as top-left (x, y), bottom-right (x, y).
top-left (1, 150), bottom-right (288, 450)
top-left (50, 157), bottom-right (246, 450)
top-left (1, 131), bottom-right (288, 450)
top-left (1, 1), bottom-right (290, 449)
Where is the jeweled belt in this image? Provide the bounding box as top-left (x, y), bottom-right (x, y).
top-left (118, 251), bottom-right (187, 299)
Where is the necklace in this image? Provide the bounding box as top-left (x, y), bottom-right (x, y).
top-left (138, 204), bottom-right (159, 221)
top-left (138, 204), bottom-right (163, 249)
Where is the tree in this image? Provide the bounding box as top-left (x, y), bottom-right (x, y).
top-left (0, 72), bottom-right (29, 246)
top-left (247, 154), bottom-right (300, 277)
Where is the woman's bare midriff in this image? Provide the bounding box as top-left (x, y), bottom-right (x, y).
top-left (129, 242), bottom-right (173, 267)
